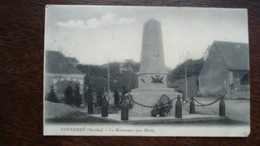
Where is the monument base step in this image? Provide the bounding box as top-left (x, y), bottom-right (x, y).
top-left (91, 114), bottom-right (228, 124)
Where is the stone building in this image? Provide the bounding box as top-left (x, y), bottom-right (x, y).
top-left (44, 50), bottom-right (85, 99)
top-left (199, 41), bottom-right (249, 99)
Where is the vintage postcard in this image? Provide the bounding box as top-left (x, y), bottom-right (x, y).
top-left (44, 5), bottom-right (250, 136)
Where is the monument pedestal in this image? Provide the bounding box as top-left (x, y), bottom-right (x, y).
top-left (129, 88), bottom-right (181, 117)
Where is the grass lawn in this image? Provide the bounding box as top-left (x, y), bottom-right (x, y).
top-left (45, 101), bottom-right (119, 124)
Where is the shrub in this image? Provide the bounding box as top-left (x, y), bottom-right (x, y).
top-left (114, 90), bottom-right (120, 107)
top-left (74, 84), bottom-right (82, 107)
top-left (64, 83), bottom-right (74, 106)
top-left (46, 85), bottom-right (59, 102)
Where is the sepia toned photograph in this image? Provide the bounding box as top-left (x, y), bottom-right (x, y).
top-left (44, 5), bottom-right (250, 136)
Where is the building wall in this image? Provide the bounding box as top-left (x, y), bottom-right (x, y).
top-left (199, 45), bottom-right (229, 96)
top-left (199, 45), bottom-right (250, 99)
top-left (44, 73), bottom-right (84, 99)
top-left (228, 70), bottom-right (250, 99)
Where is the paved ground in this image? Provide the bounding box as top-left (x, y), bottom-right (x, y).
top-left (45, 112), bottom-right (244, 126)
top-left (182, 97), bottom-right (250, 124)
top-left (91, 113), bottom-right (229, 124)
top-left (45, 98), bottom-right (250, 125)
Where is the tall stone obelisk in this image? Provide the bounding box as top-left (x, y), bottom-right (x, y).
top-left (138, 18), bottom-right (167, 88)
top-left (130, 19), bottom-right (181, 117)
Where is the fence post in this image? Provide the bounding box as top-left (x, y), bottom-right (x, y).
top-left (190, 96), bottom-right (195, 114)
top-left (121, 98), bottom-right (129, 120)
top-left (219, 95), bottom-right (225, 116)
top-left (101, 96), bottom-right (108, 117)
top-left (175, 95), bottom-right (182, 118)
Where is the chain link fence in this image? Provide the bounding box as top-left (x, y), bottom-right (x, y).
top-left (122, 94), bottom-right (178, 109)
top-left (182, 96), bottom-right (221, 107)
top-left (100, 93), bottom-right (226, 120)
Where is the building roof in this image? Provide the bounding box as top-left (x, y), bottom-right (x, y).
top-left (45, 51), bottom-right (84, 74)
top-left (213, 41), bottom-right (249, 70)
top-left (66, 57), bottom-right (79, 63)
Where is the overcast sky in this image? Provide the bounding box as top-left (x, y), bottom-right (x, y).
top-left (45, 5), bottom-right (248, 69)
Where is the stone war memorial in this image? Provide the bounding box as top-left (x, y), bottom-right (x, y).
top-left (115, 18), bottom-right (229, 122)
top-left (129, 19), bottom-right (181, 116)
